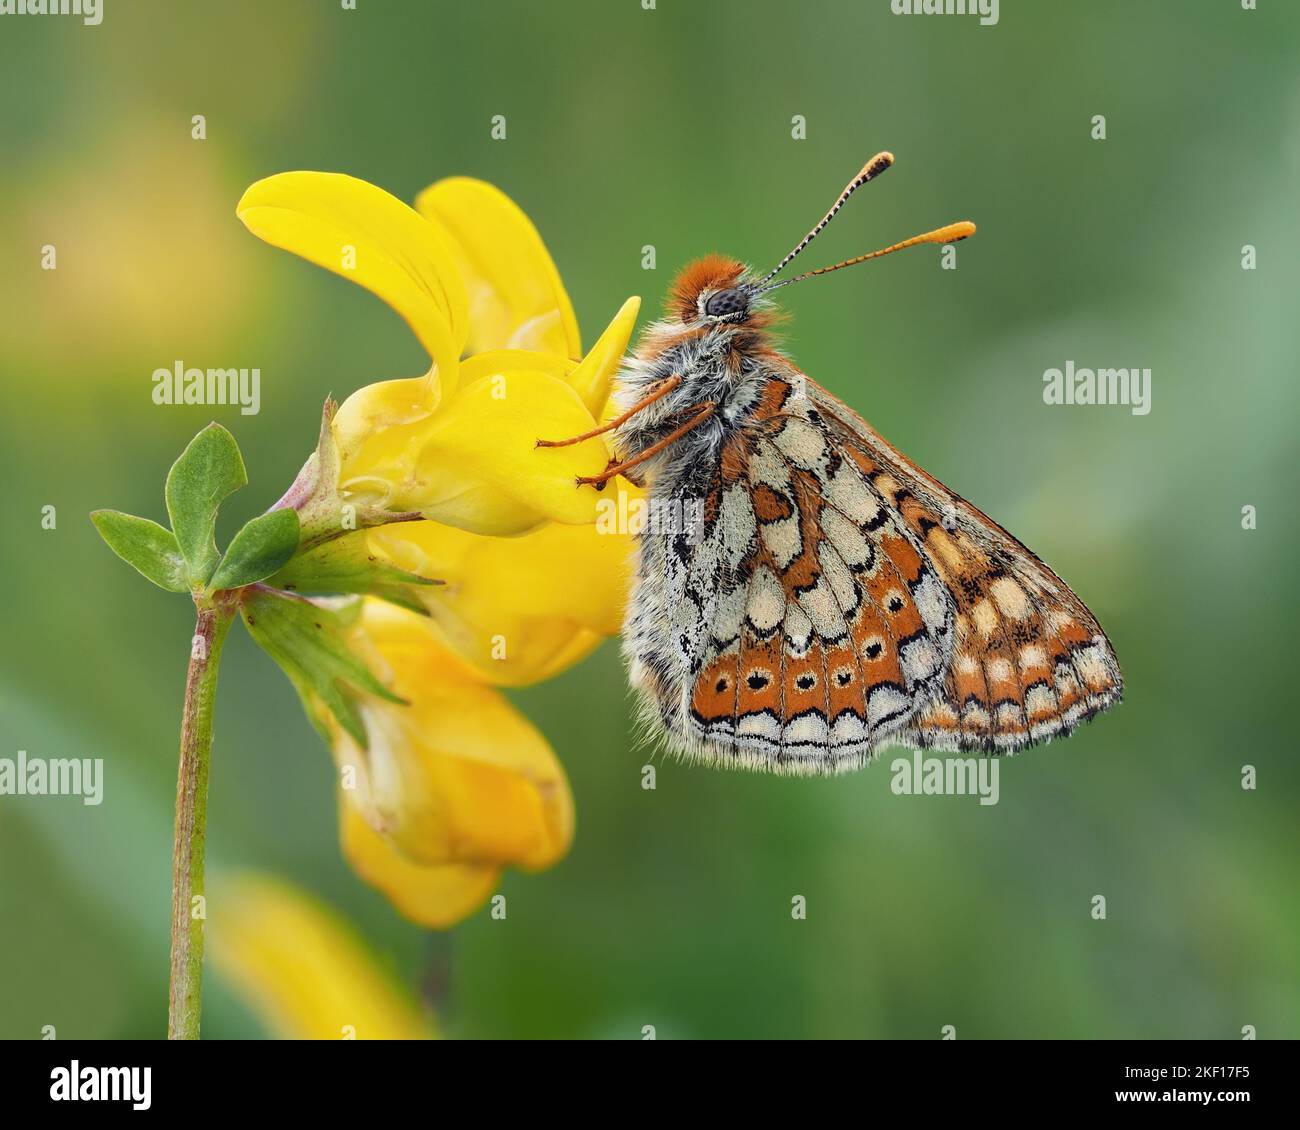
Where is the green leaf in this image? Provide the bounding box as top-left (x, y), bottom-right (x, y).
top-left (90, 510), bottom-right (191, 592)
top-left (165, 423), bottom-right (247, 585)
top-left (240, 588), bottom-right (403, 748)
top-left (266, 529), bottom-right (439, 613)
top-left (208, 508), bottom-right (302, 592)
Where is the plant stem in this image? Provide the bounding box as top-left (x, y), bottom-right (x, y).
top-left (168, 601), bottom-right (234, 1040)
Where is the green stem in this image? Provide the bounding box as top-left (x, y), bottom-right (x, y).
top-left (168, 601), bottom-right (234, 1040)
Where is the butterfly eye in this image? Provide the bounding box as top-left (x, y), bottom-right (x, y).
top-left (703, 288), bottom-right (749, 318)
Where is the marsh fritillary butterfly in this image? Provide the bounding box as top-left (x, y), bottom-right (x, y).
top-left (543, 153), bottom-right (1122, 773)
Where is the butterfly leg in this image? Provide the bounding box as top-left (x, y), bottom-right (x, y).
top-left (536, 373), bottom-right (683, 448)
top-left (576, 401), bottom-right (717, 488)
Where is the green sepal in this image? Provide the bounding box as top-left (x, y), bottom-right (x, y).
top-left (266, 529), bottom-right (439, 613)
top-left (276, 399), bottom-right (423, 553)
top-left (90, 510), bottom-right (190, 592)
top-left (165, 423), bottom-right (248, 585)
top-left (208, 508), bottom-right (302, 592)
top-left (239, 587), bottom-right (403, 748)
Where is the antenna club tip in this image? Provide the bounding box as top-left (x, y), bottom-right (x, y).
top-left (861, 151), bottom-right (895, 179)
top-left (928, 221), bottom-right (975, 244)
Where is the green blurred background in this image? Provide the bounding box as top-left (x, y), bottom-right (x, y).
top-left (1, 0), bottom-right (1297, 1039)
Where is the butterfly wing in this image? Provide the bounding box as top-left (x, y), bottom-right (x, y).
top-left (802, 377), bottom-right (1123, 753)
top-left (625, 371), bottom-right (1121, 772)
top-left (627, 374), bottom-right (960, 773)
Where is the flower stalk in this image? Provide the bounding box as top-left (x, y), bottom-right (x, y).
top-left (168, 600), bottom-right (235, 1040)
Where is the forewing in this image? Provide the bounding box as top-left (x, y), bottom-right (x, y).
top-left (803, 379), bottom-right (1123, 752)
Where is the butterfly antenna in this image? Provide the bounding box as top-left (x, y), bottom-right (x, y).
top-left (758, 221), bottom-right (976, 292)
top-left (755, 151), bottom-right (895, 286)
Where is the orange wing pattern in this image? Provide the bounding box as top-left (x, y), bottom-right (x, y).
top-left (624, 371), bottom-right (1123, 773)
top-left (805, 380), bottom-right (1123, 753)
top-left (649, 376), bottom-right (955, 771)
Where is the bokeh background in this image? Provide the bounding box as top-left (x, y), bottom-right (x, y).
top-left (2, 0), bottom-right (1297, 1039)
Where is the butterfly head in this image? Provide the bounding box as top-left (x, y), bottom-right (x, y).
top-left (669, 253), bottom-right (766, 328)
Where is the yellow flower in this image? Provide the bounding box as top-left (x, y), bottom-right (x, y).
top-left (367, 516), bottom-right (633, 686)
top-left (330, 600), bottom-right (574, 927)
top-left (240, 169), bottom-right (639, 927)
top-left (237, 171), bottom-right (639, 536)
top-left (209, 871), bottom-right (436, 1040)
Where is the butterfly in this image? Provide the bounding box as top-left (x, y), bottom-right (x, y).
top-left (542, 152), bottom-right (1122, 774)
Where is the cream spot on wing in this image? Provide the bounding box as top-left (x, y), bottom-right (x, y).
top-left (746, 566), bottom-right (785, 634)
top-left (899, 637), bottom-right (941, 686)
top-left (971, 599), bottom-right (998, 639)
top-left (783, 713), bottom-right (829, 747)
top-left (829, 712), bottom-right (868, 745)
top-left (1074, 642), bottom-right (1112, 691)
top-left (1025, 684), bottom-right (1057, 719)
top-left (735, 712), bottom-right (781, 743)
top-left (955, 652), bottom-right (979, 676)
top-left (990, 577), bottom-right (1032, 620)
top-left (912, 572), bottom-right (951, 634)
top-left (817, 541), bottom-right (858, 613)
top-left (782, 602), bottom-right (813, 657)
top-left (1020, 644), bottom-right (1048, 670)
top-left (747, 444), bottom-right (792, 491)
top-left (866, 683), bottom-right (912, 728)
top-left (986, 657), bottom-right (1015, 689)
top-left (993, 702), bottom-right (1024, 730)
top-left (762, 516), bottom-right (802, 571)
top-left (711, 587), bottom-right (746, 647)
top-left (1044, 607), bottom-right (1076, 634)
top-left (824, 462), bottom-right (880, 527)
top-left (821, 507), bottom-right (870, 568)
top-left (926, 528), bottom-right (965, 573)
top-left (719, 486), bottom-right (757, 571)
top-left (873, 473), bottom-right (901, 501)
top-left (1054, 665), bottom-right (1080, 698)
top-left (799, 575), bottom-right (845, 640)
top-left (771, 417), bottom-right (827, 471)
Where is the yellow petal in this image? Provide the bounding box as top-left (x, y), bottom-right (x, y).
top-left (331, 367), bottom-right (607, 535)
top-left (237, 172), bottom-right (467, 386)
top-left (567, 296), bottom-right (640, 414)
top-left (331, 371), bottom-right (439, 467)
top-left (414, 369), bottom-right (610, 532)
top-left (332, 602), bottom-right (576, 870)
top-left (341, 804), bottom-right (501, 930)
top-left (415, 177), bottom-right (581, 359)
top-left (459, 348), bottom-right (576, 385)
top-left (209, 871), bottom-right (435, 1039)
top-left (368, 516), bottom-right (633, 685)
